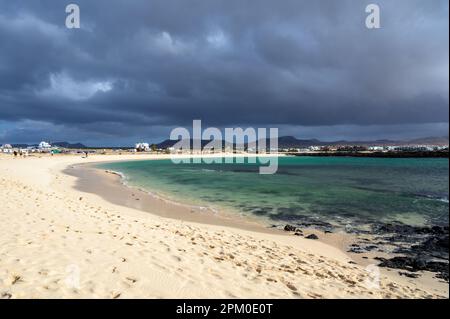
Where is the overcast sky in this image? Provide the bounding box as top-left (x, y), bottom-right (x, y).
top-left (0, 0), bottom-right (448, 146)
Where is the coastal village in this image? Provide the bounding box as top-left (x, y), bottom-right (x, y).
top-left (1, 139), bottom-right (448, 157)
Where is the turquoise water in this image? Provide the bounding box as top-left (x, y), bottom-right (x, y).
top-left (98, 157), bottom-right (449, 229)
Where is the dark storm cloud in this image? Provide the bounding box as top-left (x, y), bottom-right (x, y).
top-left (0, 0), bottom-right (448, 144)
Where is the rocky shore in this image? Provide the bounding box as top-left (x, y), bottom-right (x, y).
top-left (281, 221), bottom-right (449, 283)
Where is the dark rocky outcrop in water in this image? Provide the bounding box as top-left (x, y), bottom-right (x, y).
top-left (277, 217), bottom-right (449, 281)
top-left (294, 229), bottom-right (303, 236)
top-left (347, 243), bottom-right (379, 254)
top-left (375, 256), bottom-right (449, 282)
top-left (410, 235), bottom-right (449, 260)
top-left (283, 224), bottom-right (304, 237)
top-left (283, 224), bottom-right (297, 232)
top-left (370, 223), bottom-right (449, 282)
top-left (399, 271), bottom-right (420, 279)
top-left (272, 213), bottom-right (334, 232)
top-left (372, 223), bottom-right (448, 237)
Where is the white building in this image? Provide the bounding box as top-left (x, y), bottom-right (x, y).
top-left (1, 144), bottom-right (13, 153)
top-left (309, 146), bottom-right (321, 151)
top-left (39, 141), bottom-right (52, 150)
top-left (135, 142), bottom-right (150, 152)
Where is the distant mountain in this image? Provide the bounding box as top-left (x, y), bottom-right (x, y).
top-left (260, 136), bottom-right (449, 148)
top-left (156, 136), bottom-right (449, 150)
top-left (157, 138), bottom-right (230, 149)
top-left (157, 136), bottom-right (329, 149)
top-left (11, 142), bottom-right (87, 149)
top-left (406, 136), bottom-right (449, 146)
top-left (10, 144), bottom-right (32, 148)
top-left (156, 139), bottom-right (178, 149)
top-left (52, 142), bottom-right (87, 149)
top-left (270, 136), bottom-right (325, 148)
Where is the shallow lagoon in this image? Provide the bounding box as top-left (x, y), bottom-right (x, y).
top-left (99, 156), bottom-right (449, 229)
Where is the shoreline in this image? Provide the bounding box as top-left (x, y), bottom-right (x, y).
top-left (65, 161), bottom-right (281, 235)
top-left (66, 161), bottom-right (366, 256)
top-left (66, 156), bottom-right (449, 296)
top-left (0, 153), bottom-right (448, 298)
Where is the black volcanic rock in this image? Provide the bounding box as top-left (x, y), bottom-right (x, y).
top-left (347, 243), bottom-right (379, 254)
top-left (410, 235), bottom-right (449, 259)
top-left (399, 272), bottom-right (420, 279)
top-left (283, 224), bottom-right (297, 232)
top-left (375, 256), bottom-right (449, 281)
top-left (372, 223), bottom-right (448, 236)
top-left (305, 234), bottom-right (319, 240)
top-left (270, 213), bottom-right (333, 232)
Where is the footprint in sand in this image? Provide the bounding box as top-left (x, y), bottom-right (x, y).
top-left (125, 277), bottom-right (138, 283)
top-left (285, 282), bottom-right (297, 291)
top-left (1, 292), bottom-right (12, 299)
top-left (111, 292), bottom-right (121, 299)
top-left (10, 274), bottom-right (23, 285)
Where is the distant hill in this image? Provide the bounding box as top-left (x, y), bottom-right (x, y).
top-left (259, 136), bottom-right (449, 148)
top-left (157, 136), bottom-right (330, 149)
top-left (10, 144), bottom-right (31, 148)
top-left (9, 136), bottom-right (447, 150)
top-left (156, 136), bottom-right (449, 150)
top-left (11, 141), bottom-right (87, 149)
top-left (271, 136), bottom-right (325, 148)
top-left (52, 142), bottom-right (87, 149)
top-left (406, 136), bottom-right (449, 146)
top-left (157, 139), bottom-right (224, 149)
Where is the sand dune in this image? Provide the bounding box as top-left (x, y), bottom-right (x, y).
top-left (0, 154), bottom-right (446, 298)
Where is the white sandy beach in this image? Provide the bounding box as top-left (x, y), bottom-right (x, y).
top-left (0, 154), bottom-right (447, 299)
